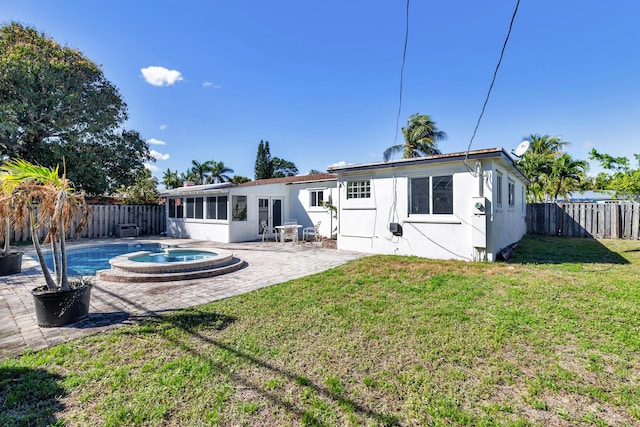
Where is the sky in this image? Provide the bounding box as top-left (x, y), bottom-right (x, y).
top-left (2, 1), bottom-right (639, 185)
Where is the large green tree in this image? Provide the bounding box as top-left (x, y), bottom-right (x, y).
top-left (120, 168), bottom-right (159, 205)
top-left (0, 22), bottom-right (151, 195)
top-left (162, 168), bottom-right (182, 189)
top-left (206, 161), bottom-right (234, 183)
top-left (549, 153), bottom-right (589, 202)
top-left (189, 160), bottom-right (210, 185)
top-left (254, 140), bottom-right (298, 179)
top-left (254, 140), bottom-right (274, 180)
top-left (383, 114), bottom-right (447, 161)
top-left (590, 149), bottom-right (640, 201)
top-left (517, 134), bottom-right (588, 202)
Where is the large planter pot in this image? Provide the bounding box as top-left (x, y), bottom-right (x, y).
top-left (31, 283), bottom-right (92, 327)
top-left (0, 251), bottom-right (23, 276)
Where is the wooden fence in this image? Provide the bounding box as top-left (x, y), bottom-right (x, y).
top-left (527, 202), bottom-right (640, 239)
top-left (9, 204), bottom-right (166, 243)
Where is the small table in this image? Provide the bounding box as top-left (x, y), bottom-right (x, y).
top-left (275, 225), bottom-right (302, 244)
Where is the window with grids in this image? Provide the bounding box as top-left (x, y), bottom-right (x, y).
top-left (168, 198), bottom-right (184, 218)
top-left (310, 189), bottom-right (324, 207)
top-left (346, 180), bottom-right (370, 199)
top-left (496, 172), bottom-right (503, 207)
top-left (232, 195), bottom-right (247, 221)
top-left (185, 197), bottom-right (204, 219)
top-left (508, 180), bottom-right (515, 206)
top-left (409, 175), bottom-right (453, 215)
top-left (206, 195), bottom-right (228, 220)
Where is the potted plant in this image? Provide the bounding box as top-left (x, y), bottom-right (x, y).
top-left (0, 175), bottom-right (23, 275)
top-left (1, 159), bottom-right (91, 327)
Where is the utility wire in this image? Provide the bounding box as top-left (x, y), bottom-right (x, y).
top-left (464, 0), bottom-right (521, 165)
top-left (393, 0), bottom-right (411, 150)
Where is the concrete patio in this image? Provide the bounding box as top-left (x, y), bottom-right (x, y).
top-left (0, 238), bottom-right (364, 360)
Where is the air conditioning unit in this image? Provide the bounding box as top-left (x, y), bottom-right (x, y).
top-left (115, 224), bottom-right (139, 238)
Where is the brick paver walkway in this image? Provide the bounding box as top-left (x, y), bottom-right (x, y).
top-left (0, 238), bottom-right (364, 359)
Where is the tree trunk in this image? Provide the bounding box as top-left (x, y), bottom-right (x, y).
top-left (50, 239), bottom-right (62, 286)
top-left (30, 212), bottom-right (57, 290)
top-left (59, 216), bottom-right (69, 290)
top-left (2, 217), bottom-right (10, 255)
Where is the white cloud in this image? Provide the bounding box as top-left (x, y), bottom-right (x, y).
top-left (147, 138), bottom-right (166, 146)
top-left (141, 66), bottom-right (184, 86)
top-left (159, 124), bottom-right (167, 130)
top-left (150, 149), bottom-right (170, 161)
top-left (202, 81), bottom-right (221, 88)
top-left (145, 163), bottom-right (160, 172)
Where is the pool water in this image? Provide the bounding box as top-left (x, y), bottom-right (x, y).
top-left (131, 250), bottom-right (218, 263)
top-left (42, 243), bottom-right (162, 276)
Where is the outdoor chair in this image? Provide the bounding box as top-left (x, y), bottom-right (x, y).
top-left (261, 220), bottom-right (275, 242)
top-left (303, 221), bottom-right (321, 242)
top-left (283, 220), bottom-right (298, 243)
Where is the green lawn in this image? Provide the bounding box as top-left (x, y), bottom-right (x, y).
top-left (2, 235), bottom-right (640, 426)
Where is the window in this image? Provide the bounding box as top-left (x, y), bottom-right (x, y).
top-left (432, 176), bottom-right (453, 214)
top-left (508, 180), bottom-right (515, 206)
top-left (232, 195), bottom-right (247, 221)
top-left (496, 172), bottom-right (503, 207)
top-left (206, 195), bottom-right (228, 220)
top-left (310, 189), bottom-right (324, 207)
top-left (168, 198), bottom-right (183, 218)
top-left (410, 177), bottom-right (430, 214)
top-left (346, 180), bottom-right (370, 199)
top-left (184, 197), bottom-right (204, 219)
top-left (195, 197), bottom-right (203, 219)
top-left (409, 175), bottom-right (453, 215)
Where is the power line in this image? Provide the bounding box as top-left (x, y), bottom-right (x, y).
top-left (464, 0), bottom-right (521, 163)
top-left (393, 0), bottom-right (411, 150)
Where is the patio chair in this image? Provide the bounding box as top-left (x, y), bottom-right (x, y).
top-left (283, 220), bottom-right (298, 243)
top-left (261, 220), bottom-right (275, 242)
top-left (303, 221), bottom-right (321, 242)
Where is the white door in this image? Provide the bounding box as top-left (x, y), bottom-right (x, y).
top-left (258, 197), bottom-right (283, 237)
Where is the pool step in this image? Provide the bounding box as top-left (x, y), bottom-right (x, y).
top-left (98, 257), bottom-right (246, 283)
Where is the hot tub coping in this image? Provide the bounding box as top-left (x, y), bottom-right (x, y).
top-left (110, 247), bottom-right (234, 274)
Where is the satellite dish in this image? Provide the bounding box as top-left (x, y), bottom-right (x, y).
top-left (512, 140), bottom-right (530, 157)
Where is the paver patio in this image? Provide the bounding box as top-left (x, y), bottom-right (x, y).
top-left (0, 238), bottom-right (364, 359)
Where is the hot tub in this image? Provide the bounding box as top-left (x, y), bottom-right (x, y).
top-left (109, 248), bottom-right (234, 274)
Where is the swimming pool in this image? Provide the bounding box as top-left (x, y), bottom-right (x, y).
top-left (41, 243), bottom-right (163, 276)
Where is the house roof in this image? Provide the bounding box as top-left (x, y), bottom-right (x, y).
top-left (160, 182), bottom-right (233, 196)
top-left (327, 147), bottom-right (529, 182)
top-left (235, 173), bottom-right (337, 187)
top-left (160, 173), bottom-right (337, 196)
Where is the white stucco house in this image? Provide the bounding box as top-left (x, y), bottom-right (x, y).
top-left (160, 174), bottom-right (338, 243)
top-left (160, 147), bottom-right (528, 262)
top-left (326, 148), bottom-right (529, 261)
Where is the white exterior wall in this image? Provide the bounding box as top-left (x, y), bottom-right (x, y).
top-left (336, 158), bottom-right (527, 261)
top-left (166, 190), bottom-right (232, 242)
top-left (164, 183), bottom-right (290, 243)
top-left (289, 182), bottom-right (338, 239)
top-left (167, 220), bottom-right (231, 242)
top-left (228, 183), bottom-right (289, 242)
top-left (485, 160), bottom-right (528, 258)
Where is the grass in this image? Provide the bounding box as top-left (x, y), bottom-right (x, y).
top-left (2, 235), bottom-right (640, 426)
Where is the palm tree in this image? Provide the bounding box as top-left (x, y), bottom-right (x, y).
top-left (190, 160), bottom-right (211, 185)
top-left (162, 168), bottom-right (181, 189)
top-left (517, 134), bottom-right (581, 202)
top-left (1, 159), bottom-right (89, 291)
top-left (383, 114), bottom-right (447, 161)
top-left (207, 161), bottom-right (234, 183)
top-left (550, 153), bottom-right (588, 202)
